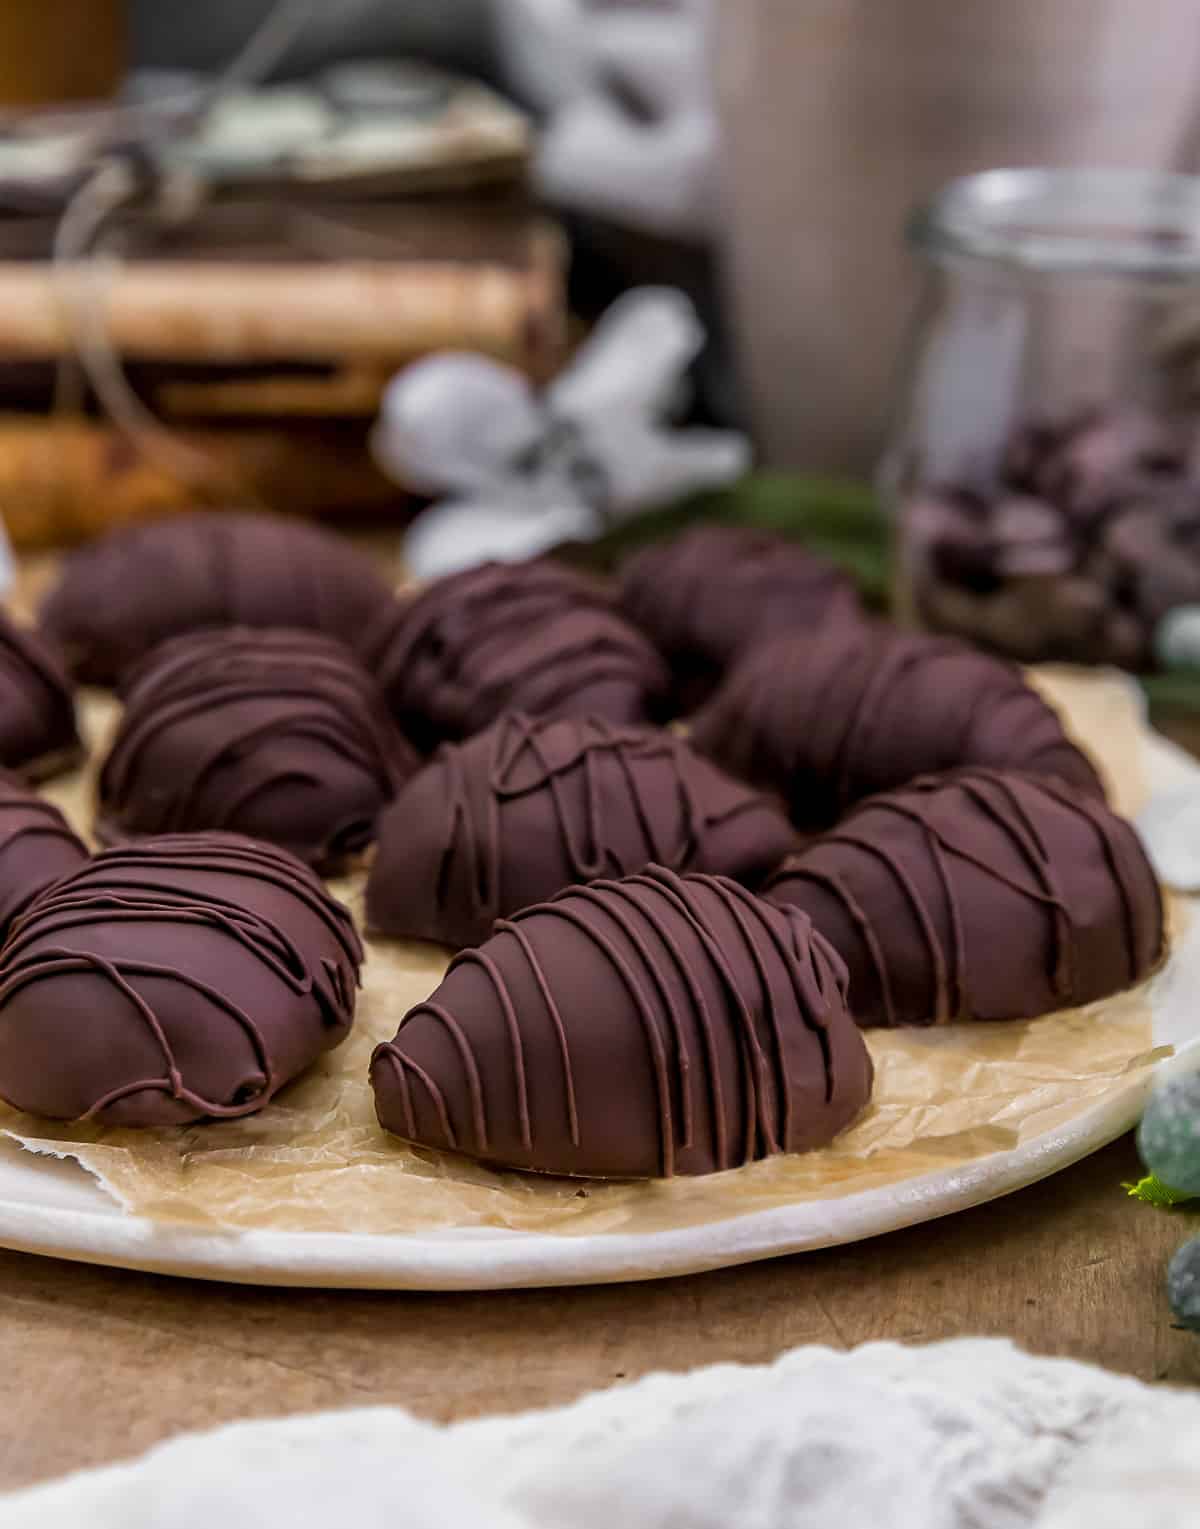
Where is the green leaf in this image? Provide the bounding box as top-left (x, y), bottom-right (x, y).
top-left (568, 470), bottom-right (1200, 719)
top-left (1123, 1173), bottom-right (1197, 1208)
top-left (571, 472), bottom-right (891, 606)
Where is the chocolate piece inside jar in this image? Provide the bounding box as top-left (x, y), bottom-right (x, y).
top-left (900, 406), bottom-right (1200, 669)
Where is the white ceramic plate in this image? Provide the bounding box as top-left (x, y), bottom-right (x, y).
top-left (0, 734), bottom-right (1195, 1291)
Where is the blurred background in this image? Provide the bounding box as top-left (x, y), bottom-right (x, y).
top-left (10, 0), bottom-right (1200, 700)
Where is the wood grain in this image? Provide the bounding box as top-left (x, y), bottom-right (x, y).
top-left (0, 1134), bottom-right (1194, 1494)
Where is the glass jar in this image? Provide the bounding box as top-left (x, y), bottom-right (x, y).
top-left (882, 168), bottom-right (1200, 670)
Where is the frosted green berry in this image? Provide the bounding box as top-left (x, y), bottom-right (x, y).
top-left (1138, 1071), bottom-right (1200, 1197)
top-left (1168, 1235), bottom-right (1200, 1331)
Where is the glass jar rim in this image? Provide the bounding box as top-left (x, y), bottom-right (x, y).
top-left (910, 167), bottom-right (1200, 279)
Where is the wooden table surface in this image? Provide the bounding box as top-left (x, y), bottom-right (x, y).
top-left (0, 728), bottom-right (1197, 1497)
top-left (0, 1135), bottom-right (1196, 1494)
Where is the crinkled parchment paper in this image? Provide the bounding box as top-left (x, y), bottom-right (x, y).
top-left (0, 663), bottom-right (1178, 1238)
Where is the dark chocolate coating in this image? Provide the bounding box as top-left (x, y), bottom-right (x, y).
top-left (0, 772), bottom-right (88, 940)
top-left (619, 527), bottom-right (862, 708)
top-left (764, 769), bottom-right (1164, 1028)
top-left (98, 628), bottom-right (417, 871)
top-left (365, 560), bottom-right (669, 751)
top-left (690, 623), bottom-right (1106, 829)
top-left (0, 610), bottom-right (81, 780)
top-left (40, 511), bottom-right (397, 686)
top-left (366, 714), bottom-right (797, 948)
top-left (1011, 407), bottom-right (1186, 524)
top-left (371, 865), bottom-right (874, 1178)
top-left (902, 408), bottom-right (1199, 671)
top-left (0, 833), bottom-right (362, 1125)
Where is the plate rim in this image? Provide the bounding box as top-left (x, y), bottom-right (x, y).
top-left (0, 1073), bottom-right (1158, 1288)
top-left (0, 722), bottom-right (1190, 1290)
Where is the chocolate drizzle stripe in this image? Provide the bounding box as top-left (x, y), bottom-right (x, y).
top-left (2, 901), bottom-right (315, 998)
top-left (496, 918), bottom-right (580, 1148)
top-left (623, 872), bottom-right (769, 1163)
top-left (695, 879), bottom-right (785, 1154)
top-left (212, 766), bottom-right (324, 829)
top-left (476, 632), bottom-right (655, 703)
top-left (823, 787), bottom-right (1075, 1020)
top-left (0, 819), bottom-right (87, 851)
top-left (791, 862), bottom-right (901, 1025)
top-left (372, 864), bottom-right (872, 1176)
top-left (437, 746), bottom-right (494, 926)
top-left (371, 563), bottom-right (666, 746)
top-left (816, 827), bottom-right (957, 1023)
top-left (693, 625), bottom-right (1106, 829)
top-left (389, 1053), bottom-right (460, 1150)
top-left (766, 767), bottom-right (1163, 1029)
top-left (0, 949), bottom-right (276, 1120)
top-left (99, 630), bottom-right (409, 866)
top-left (721, 874), bottom-right (831, 1125)
top-left (720, 875), bottom-right (839, 1118)
top-left (398, 1000), bottom-right (490, 1151)
top-left (1038, 775), bottom-right (1164, 978)
top-left (376, 1044), bottom-right (417, 1137)
top-left (75, 841), bottom-right (364, 968)
top-left (925, 824), bottom-right (967, 1017)
top-left (456, 947), bottom-right (532, 1150)
top-left (0, 612), bottom-right (79, 777)
top-left (805, 931), bottom-right (841, 1106)
top-left (381, 713), bottom-right (795, 952)
top-left (834, 642), bottom-right (911, 811)
top-left (42, 513), bottom-right (395, 686)
top-left (521, 891), bottom-right (679, 1175)
top-left (566, 879), bottom-right (701, 1155)
top-left (490, 719), bottom-right (704, 882)
top-left (958, 774), bottom-right (1075, 1001)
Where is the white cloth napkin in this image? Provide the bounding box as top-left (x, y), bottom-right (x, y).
top-left (5, 1338), bottom-right (1199, 1527)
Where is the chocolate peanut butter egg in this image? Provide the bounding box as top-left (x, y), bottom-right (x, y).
top-left (366, 714), bottom-right (796, 947)
top-left (98, 628), bottom-right (417, 872)
top-left (40, 511), bottom-right (396, 686)
top-left (0, 833), bottom-right (361, 1125)
top-left (366, 560), bottom-right (669, 751)
top-left (0, 772), bottom-right (88, 940)
top-left (619, 526), bottom-right (862, 708)
top-left (371, 866), bottom-right (873, 1178)
top-left (764, 769), bottom-right (1164, 1027)
top-left (0, 610), bottom-right (81, 780)
top-left (690, 623), bottom-right (1105, 829)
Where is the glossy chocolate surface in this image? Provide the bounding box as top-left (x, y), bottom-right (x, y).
top-left (0, 833), bottom-right (362, 1125)
top-left (0, 609), bottom-right (80, 779)
top-left (366, 560), bottom-right (669, 751)
top-left (98, 628), bottom-right (417, 871)
top-left (366, 713), bottom-right (796, 947)
top-left (764, 769), bottom-right (1164, 1027)
top-left (690, 623), bottom-right (1106, 828)
top-left (0, 772), bottom-right (88, 940)
top-left (620, 526), bottom-right (862, 708)
top-left (41, 511), bottom-right (396, 685)
top-left (371, 866), bottom-right (873, 1178)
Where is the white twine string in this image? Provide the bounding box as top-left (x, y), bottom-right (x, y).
top-left (48, 0), bottom-right (324, 498)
